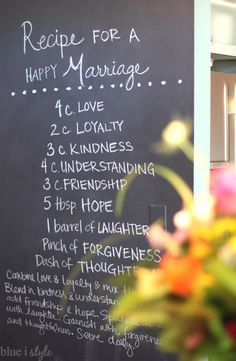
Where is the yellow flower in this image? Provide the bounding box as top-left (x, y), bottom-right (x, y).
top-left (192, 193), bottom-right (215, 224)
top-left (229, 235), bottom-right (236, 253)
top-left (193, 273), bottom-right (215, 299)
top-left (162, 120), bottom-right (190, 147)
top-left (219, 239), bottom-right (236, 266)
top-left (174, 209), bottom-right (192, 230)
top-left (135, 268), bottom-right (166, 299)
top-left (189, 240), bottom-right (212, 259)
top-left (194, 218), bottom-right (236, 243)
top-left (173, 193), bottom-right (215, 237)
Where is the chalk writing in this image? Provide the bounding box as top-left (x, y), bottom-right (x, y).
top-left (63, 54), bottom-right (150, 91)
top-left (22, 21), bottom-right (85, 59)
top-left (1, 7), bottom-right (186, 360)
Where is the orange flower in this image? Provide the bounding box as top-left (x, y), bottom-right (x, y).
top-left (160, 253), bottom-right (202, 297)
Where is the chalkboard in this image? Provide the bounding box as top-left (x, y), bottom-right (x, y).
top-left (0, 1), bottom-right (194, 360)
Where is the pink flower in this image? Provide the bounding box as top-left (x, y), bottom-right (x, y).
top-left (147, 224), bottom-right (172, 249)
top-left (147, 224), bottom-right (182, 255)
top-left (211, 166), bottom-right (236, 215)
top-left (172, 228), bottom-right (189, 244)
top-left (184, 330), bottom-right (204, 350)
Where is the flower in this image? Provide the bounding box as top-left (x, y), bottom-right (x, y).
top-left (211, 166), bottom-right (236, 215)
top-left (135, 267), bottom-right (166, 299)
top-left (160, 253), bottom-right (214, 299)
top-left (111, 166), bottom-right (236, 361)
top-left (160, 253), bottom-right (202, 297)
top-left (147, 224), bottom-right (180, 253)
top-left (225, 320), bottom-right (236, 343)
top-left (218, 242), bottom-right (236, 266)
top-left (189, 239), bottom-right (212, 259)
top-left (183, 330), bottom-right (205, 350)
top-left (191, 193), bottom-right (215, 223)
top-left (162, 120), bottom-right (190, 147)
top-left (173, 209), bottom-right (192, 230)
top-left (173, 193), bottom-right (215, 232)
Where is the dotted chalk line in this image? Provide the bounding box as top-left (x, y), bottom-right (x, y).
top-left (10, 79), bottom-right (183, 97)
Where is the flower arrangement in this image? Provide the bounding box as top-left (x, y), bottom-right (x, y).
top-left (111, 121), bottom-right (236, 361)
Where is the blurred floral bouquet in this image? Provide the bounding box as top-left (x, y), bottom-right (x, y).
top-left (111, 121), bottom-right (236, 361)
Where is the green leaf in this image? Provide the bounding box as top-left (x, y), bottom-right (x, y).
top-left (110, 291), bottom-right (170, 332)
top-left (206, 259), bottom-right (236, 297)
top-left (208, 316), bottom-right (232, 350)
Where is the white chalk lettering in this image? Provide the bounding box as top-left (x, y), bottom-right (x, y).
top-left (55, 99), bottom-right (105, 118)
top-left (42, 237), bottom-right (68, 253)
top-left (129, 28), bottom-right (141, 43)
top-left (44, 160), bottom-right (155, 176)
top-left (77, 260), bottom-right (137, 276)
top-left (92, 28), bottom-right (121, 43)
top-left (76, 120), bottom-right (123, 134)
top-left (81, 198), bottom-right (113, 213)
top-left (63, 53), bottom-right (150, 91)
top-left (82, 242), bottom-right (161, 263)
top-left (22, 20), bottom-right (85, 59)
top-left (46, 218), bottom-right (83, 234)
top-left (76, 328), bottom-right (104, 342)
top-left (54, 197), bottom-right (77, 215)
top-left (58, 178), bottom-right (127, 192)
top-left (25, 64), bottom-right (57, 83)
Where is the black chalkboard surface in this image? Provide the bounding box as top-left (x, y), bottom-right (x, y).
top-left (0, 1), bottom-right (194, 360)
